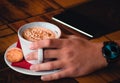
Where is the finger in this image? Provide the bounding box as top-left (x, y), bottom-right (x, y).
top-left (44, 49), bottom-right (60, 58)
top-left (30, 39), bottom-right (63, 50)
top-left (62, 35), bottom-right (78, 38)
top-left (26, 51), bottom-right (38, 60)
top-left (67, 35), bottom-right (79, 39)
top-left (41, 69), bottom-right (70, 81)
top-left (61, 34), bottom-right (70, 38)
top-left (30, 61), bottom-right (63, 71)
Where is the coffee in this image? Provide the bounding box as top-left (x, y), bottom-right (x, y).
top-left (22, 27), bottom-right (56, 42)
top-left (18, 22), bottom-right (61, 64)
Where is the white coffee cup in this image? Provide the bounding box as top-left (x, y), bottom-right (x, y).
top-left (18, 22), bottom-right (61, 64)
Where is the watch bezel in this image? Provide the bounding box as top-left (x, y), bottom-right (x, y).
top-left (102, 41), bottom-right (120, 63)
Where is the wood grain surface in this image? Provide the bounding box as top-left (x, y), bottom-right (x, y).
top-left (0, 0), bottom-right (120, 83)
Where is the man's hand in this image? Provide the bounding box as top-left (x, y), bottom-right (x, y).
top-left (26, 35), bottom-right (108, 81)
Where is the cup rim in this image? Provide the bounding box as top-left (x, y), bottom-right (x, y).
top-left (18, 22), bottom-right (61, 42)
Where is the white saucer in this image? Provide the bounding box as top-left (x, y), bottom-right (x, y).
top-left (4, 43), bottom-right (59, 76)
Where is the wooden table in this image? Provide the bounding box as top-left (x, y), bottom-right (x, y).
top-left (0, 0), bottom-right (120, 83)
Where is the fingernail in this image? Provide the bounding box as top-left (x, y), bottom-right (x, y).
top-left (30, 65), bottom-right (35, 71)
top-left (25, 53), bottom-right (31, 60)
top-left (29, 44), bottom-right (34, 49)
top-left (26, 56), bottom-right (30, 60)
top-left (30, 65), bottom-right (33, 70)
top-left (41, 76), bottom-right (45, 80)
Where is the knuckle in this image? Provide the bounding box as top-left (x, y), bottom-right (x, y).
top-left (50, 72), bottom-right (63, 80)
top-left (67, 51), bottom-right (74, 57)
top-left (64, 49), bottom-right (73, 58)
top-left (54, 73), bottom-right (61, 80)
top-left (34, 65), bottom-right (41, 71)
top-left (34, 41), bottom-right (40, 48)
top-left (48, 62), bottom-right (55, 70)
top-left (48, 74), bottom-right (59, 80)
top-left (33, 52), bottom-right (38, 59)
top-left (44, 40), bottom-right (52, 46)
top-left (67, 68), bottom-right (77, 76)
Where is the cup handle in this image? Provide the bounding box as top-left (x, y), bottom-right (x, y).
top-left (38, 49), bottom-right (43, 63)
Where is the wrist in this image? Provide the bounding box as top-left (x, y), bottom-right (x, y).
top-left (93, 42), bottom-right (108, 68)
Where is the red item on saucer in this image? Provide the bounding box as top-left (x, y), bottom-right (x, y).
top-left (11, 60), bottom-right (31, 69)
top-left (16, 39), bottom-right (21, 49)
top-left (11, 39), bottom-right (32, 69)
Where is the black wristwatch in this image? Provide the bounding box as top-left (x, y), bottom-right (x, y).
top-left (102, 41), bottom-right (120, 64)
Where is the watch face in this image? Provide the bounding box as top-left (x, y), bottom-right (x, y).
top-left (104, 44), bottom-right (119, 60)
top-left (103, 41), bottom-right (120, 62)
